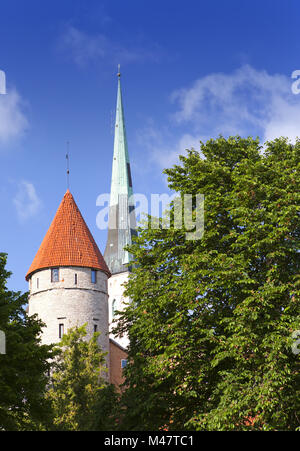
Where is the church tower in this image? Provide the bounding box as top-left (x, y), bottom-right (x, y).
top-left (26, 190), bottom-right (111, 374)
top-left (104, 69), bottom-right (136, 350)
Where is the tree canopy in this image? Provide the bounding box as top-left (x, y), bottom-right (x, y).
top-left (115, 136), bottom-right (300, 431)
top-left (0, 253), bottom-right (53, 430)
top-left (46, 324), bottom-right (118, 431)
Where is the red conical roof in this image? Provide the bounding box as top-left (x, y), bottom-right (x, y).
top-left (26, 190), bottom-right (110, 280)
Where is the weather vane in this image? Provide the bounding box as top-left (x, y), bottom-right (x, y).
top-left (66, 141), bottom-right (70, 190)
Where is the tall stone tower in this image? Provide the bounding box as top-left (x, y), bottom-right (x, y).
top-left (104, 70), bottom-right (137, 350)
top-left (26, 189), bottom-right (111, 372)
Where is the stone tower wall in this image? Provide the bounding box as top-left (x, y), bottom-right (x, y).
top-left (28, 266), bottom-right (109, 363)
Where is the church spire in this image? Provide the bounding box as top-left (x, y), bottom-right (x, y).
top-left (104, 69), bottom-right (136, 274)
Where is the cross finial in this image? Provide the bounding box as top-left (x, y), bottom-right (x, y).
top-left (117, 64), bottom-right (121, 77)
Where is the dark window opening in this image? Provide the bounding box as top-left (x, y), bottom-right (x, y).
top-left (59, 323), bottom-right (64, 339)
top-left (91, 270), bottom-right (97, 284)
top-left (127, 163), bottom-right (132, 187)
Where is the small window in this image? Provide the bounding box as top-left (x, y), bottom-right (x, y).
top-left (75, 273), bottom-right (78, 285)
top-left (94, 324), bottom-right (98, 333)
top-left (91, 269), bottom-right (97, 284)
top-left (37, 278), bottom-right (39, 289)
top-left (51, 268), bottom-right (59, 283)
top-left (121, 359), bottom-right (127, 369)
top-left (59, 323), bottom-right (64, 339)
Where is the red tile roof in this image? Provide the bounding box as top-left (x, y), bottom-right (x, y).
top-left (25, 190), bottom-right (110, 280)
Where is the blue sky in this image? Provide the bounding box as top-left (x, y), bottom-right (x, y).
top-left (1, 0), bottom-right (299, 293)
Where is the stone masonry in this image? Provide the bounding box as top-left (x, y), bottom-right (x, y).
top-left (28, 266), bottom-right (109, 372)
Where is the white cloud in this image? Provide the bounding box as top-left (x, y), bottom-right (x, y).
top-left (13, 181), bottom-right (42, 222)
top-left (0, 88), bottom-right (28, 145)
top-left (138, 65), bottom-right (300, 174)
top-left (171, 64), bottom-right (300, 143)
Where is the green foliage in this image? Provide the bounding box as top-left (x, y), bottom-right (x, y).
top-left (0, 253), bottom-right (54, 431)
top-left (114, 136), bottom-right (300, 431)
top-left (47, 324), bottom-right (119, 431)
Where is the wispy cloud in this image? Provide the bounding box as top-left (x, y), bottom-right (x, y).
top-left (136, 124), bottom-right (201, 171)
top-left (13, 181), bottom-right (42, 222)
top-left (59, 25), bottom-right (159, 67)
top-left (0, 88), bottom-right (28, 146)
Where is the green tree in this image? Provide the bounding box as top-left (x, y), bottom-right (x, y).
top-left (0, 253), bottom-right (54, 430)
top-left (115, 136), bottom-right (300, 431)
top-left (47, 324), bottom-right (118, 431)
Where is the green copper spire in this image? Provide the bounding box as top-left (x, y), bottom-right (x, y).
top-left (104, 69), bottom-right (136, 274)
top-left (110, 68), bottom-right (133, 205)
